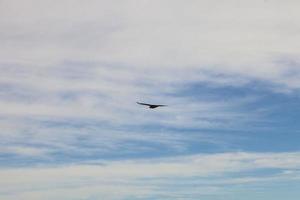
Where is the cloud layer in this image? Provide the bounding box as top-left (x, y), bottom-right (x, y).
top-left (1, 0), bottom-right (300, 199)
top-left (2, 0), bottom-right (300, 88)
top-left (1, 152), bottom-right (300, 199)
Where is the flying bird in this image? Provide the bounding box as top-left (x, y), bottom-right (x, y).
top-left (137, 102), bottom-right (167, 109)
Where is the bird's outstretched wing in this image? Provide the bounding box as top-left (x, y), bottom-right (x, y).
top-left (137, 102), bottom-right (167, 108)
top-left (155, 104), bottom-right (167, 107)
top-left (136, 102), bottom-right (151, 106)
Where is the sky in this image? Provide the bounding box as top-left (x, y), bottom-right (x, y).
top-left (1, 0), bottom-right (300, 199)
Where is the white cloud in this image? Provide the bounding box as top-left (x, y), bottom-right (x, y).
top-left (0, 0), bottom-right (297, 131)
top-left (1, 0), bottom-right (300, 88)
top-left (0, 1), bottom-right (300, 199)
top-left (0, 146), bottom-right (49, 157)
top-left (1, 152), bottom-right (300, 199)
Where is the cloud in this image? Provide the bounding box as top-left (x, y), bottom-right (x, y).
top-left (1, 0), bottom-right (300, 89)
top-left (1, 1), bottom-right (300, 199)
top-left (1, 152), bottom-right (300, 199)
top-left (0, 59), bottom-right (259, 163)
top-left (1, 0), bottom-right (299, 130)
top-left (0, 146), bottom-right (49, 157)
top-left (0, 0), bottom-right (297, 170)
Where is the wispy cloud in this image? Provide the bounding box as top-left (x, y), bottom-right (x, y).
top-left (2, 0), bottom-right (300, 88)
top-left (1, 152), bottom-right (300, 199)
top-left (1, 0), bottom-right (300, 199)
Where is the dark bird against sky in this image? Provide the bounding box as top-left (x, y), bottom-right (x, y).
top-left (136, 102), bottom-right (167, 109)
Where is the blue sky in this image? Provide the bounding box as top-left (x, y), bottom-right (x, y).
top-left (1, 0), bottom-right (300, 199)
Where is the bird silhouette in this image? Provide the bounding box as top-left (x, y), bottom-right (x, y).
top-left (136, 102), bottom-right (167, 109)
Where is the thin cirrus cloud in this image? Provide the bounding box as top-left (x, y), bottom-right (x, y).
top-left (1, 0), bottom-right (300, 199)
top-left (1, 152), bottom-right (300, 199)
top-left (1, 0), bottom-right (300, 88)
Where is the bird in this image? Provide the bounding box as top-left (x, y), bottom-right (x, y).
top-left (136, 102), bottom-right (167, 109)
